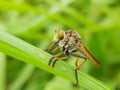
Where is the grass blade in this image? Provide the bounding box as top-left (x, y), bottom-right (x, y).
top-left (0, 52), bottom-right (6, 90)
top-left (9, 65), bottom-right (35, 90)
top-left (0, 31), bottom-right (111, 90)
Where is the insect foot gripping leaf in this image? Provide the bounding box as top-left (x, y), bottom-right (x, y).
top-left (46, 30), bottom-right (100, 86)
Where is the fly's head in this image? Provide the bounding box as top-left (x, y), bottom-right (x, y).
top-left (52, 30), bottom-right (65, 45)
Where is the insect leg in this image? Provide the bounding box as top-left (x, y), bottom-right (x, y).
top-left (54, 52), bottom-right (63, 57)
top-left (52, 56), bottom-right (68, 67)
top-left (75, 58), bottom-right (87, 85)
top-left (45, 43), bottom-right (54, 52)
top-left (48, 57), bottom-right (54, 66)
top-left (75, 58), bottom-right (79, 85)
top-left (51, 46), bottom-right (59, 54)
top-left (46, 40), bottom-right (60, 52)
top-left (75, 58), bottom-right (79, 67)
top-left (76, 59), bottom-right (87, 70)
top-left (70, 53), bottom-right (87, 60)
top-left (48, 52), bottom-right (63, 67)
top-left (79, 42), bottom-right (100, 67)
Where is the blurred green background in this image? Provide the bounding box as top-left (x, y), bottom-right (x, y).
top-left (0, 0), bottom-right (120, 90)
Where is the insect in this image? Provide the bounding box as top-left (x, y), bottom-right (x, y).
top-left (46, 30), bottom-right (100, 86)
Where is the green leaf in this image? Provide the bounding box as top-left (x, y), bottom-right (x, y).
top-left (0, 1), bottom-right (45, 13)
top-left (0, 53), bottom-right (6, 90)
top-left (9, 65), bottom-right (35, 90)
top-left (0, 31), bottom-right (111, 90)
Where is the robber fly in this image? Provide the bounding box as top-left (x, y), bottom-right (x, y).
top-left (46, 30), bottom-right (100, 86)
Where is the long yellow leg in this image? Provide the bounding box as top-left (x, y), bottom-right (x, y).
top-left (76, 59), bottom-right (87, 70)
top-left (75, 58), bottom-right (79, 67)
top-left (51, 46), bottom-right (59, 53)
top-left (48, 52), bottom-right (63, 66)
top-left (54, 52), bottom-right (63, 58)
top-left (75, 58), bottom-right (87, 86)
top-left (59, 56), bottom-right (68, 60)
top-left (52, 56), bottom-right (69, 67)
top-left (46, 44), bottom-right (54, 52)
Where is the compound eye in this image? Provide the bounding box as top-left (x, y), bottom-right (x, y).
top-left (58, 30), bottom-right (64, 39)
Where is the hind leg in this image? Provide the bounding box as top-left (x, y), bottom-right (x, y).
top-left (74, 57), bottom-right (87, 86)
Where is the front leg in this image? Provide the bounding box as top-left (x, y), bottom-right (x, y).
top-left (45, 43), bottom-right (54, 52)
top-left (45, 40), bottom-right (60, 52)
top-left (48, 52), bottom-right (63, 67)
top-left (52, 56), bottom-right (69, 67)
